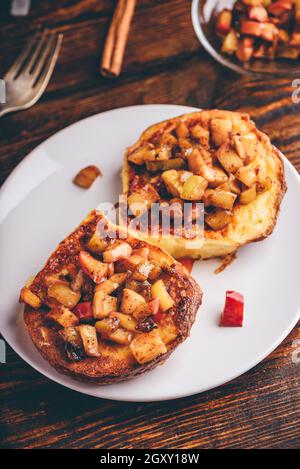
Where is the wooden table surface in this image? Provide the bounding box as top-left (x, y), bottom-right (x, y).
top-left (0, 0), bottom-right (299, 449)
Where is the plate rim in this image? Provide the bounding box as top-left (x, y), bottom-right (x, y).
top-left (1, 104), bottom-right (300, 402)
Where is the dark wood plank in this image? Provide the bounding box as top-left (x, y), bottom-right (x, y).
top-left (0, 0), bottom-right (299, 450)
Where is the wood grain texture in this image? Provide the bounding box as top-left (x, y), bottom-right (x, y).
top-left (0, 0), bottom-right (299, 450)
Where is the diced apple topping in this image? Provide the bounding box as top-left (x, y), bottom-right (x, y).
top-left (181, 175), bottom-right (208, 200)
top-left (47, 305), bottom-right (79, 328)
top-left (79, 251), bottom-right (108, 284)
top-left (205, 209), bottom-right (233, 230)
top-left (239, 185), bottom-right (257, 204)
top-left (216, 9), bottom-right (232, 35)
top-left (232, 133), bottom-right (258, 163)
top-left (108, 328), bottom-right (133, 345)
top-left (103, 241), bottom-right (132, 263)
top-left (235, 166), bottom-right (257, 187)
top-left (48, 282), bottom-right (81, 309)
top-left (110, 312), bottom-right (138, 332)
top-left (190, 125), bottom-right (210, 147)
top-left (151, 280), bottom-right (174, 312)
top-left (59, 327), bottom-right (84, 361)
top-left (73, 165), bottom-right (101, 189)
top-left (128, 144), bottom-right (156, 165)
top-left (121, 288), bottom-right (146, 315)
top-left (94, 273), bottom-right (127, 296)
top-left (257, 174), bottom-right (272, 193)
top-left (133, 297), bottom-right (160, 320)
top-left (93, 294), bottom-right (118, 319)
top-left (128, 184), bottom-right (160, 216)
top-left (204, 188), bottom-right (237, 210)
top-left (130, 330), bottom-right (167, 364)
top-left (70, 269), bottom-right (83, 292)
top-left (211, 119), bottom-right (233, 147)
top-left (19, 287), bottom-right (41, 309)
top-left (215, 143), bottom-right (243, 174)
top-left (86, 232), bottom-right (108, 253)
top-left (95, 316), bottom-right (120, 337)
top-left (221, 29), bottom-right (238, 54)
top-left (176, 122), bottom-right (189, 138)
top-left (78, 325), bottom-right (100, 357)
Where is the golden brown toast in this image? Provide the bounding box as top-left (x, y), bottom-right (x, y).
top-left (20, 211), bottom-right (202, 384)
top-left (122, 109), bottom-right (286, 259)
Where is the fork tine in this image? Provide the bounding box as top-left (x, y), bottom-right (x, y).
top-left (30, 32), bottom-right (60, 85)
top-left (23, 29), bottom-right (50, 76)
top-left (4, 29), bottom-right (41, 80)
top-left (30, 33), bottom-right (63, 100)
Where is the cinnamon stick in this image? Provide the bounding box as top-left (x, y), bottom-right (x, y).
top-left (100, 0), bottom-right (137, 78)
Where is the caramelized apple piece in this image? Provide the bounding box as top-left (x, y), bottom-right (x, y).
top-left (205, 209), bottom-right (233, 230)
top-left (108, 328), bottom-right (133, 345)
top-left (151, 280), bottom-right (174, 312)
top-left (59, 327), bottom-right (84, 361)
top-left (232, 133), bottom-right (258, 163)
top-left (146, 158), bottom-right (185, 172)
top-left (176, 122), bottom-right (189, 138)
top-left (79, 251), bottom-right (108, 284)
top-left (248, 5), bottom-right (268, 21)
top-left (239, 185), bottom-right (257, 204)
top-left (73, 165), bottom-right (101, 189)
top-left (236, 37), bottom-right (254, 62)
top-left (191, 125), bottom-right (210, 147)
top-left (48, 283), bottom-right (81, 309)
top-left (70, 269), bottom-right (83, 292)
top-left (116, 254), bottom-right (143, 272)
top-left (209, 166), bottom-right (228, 188)
top-left (132, 262), bottom-right (156, 282)
top-left (133, 297), bottom-right (160, 320)
top-left (211, 119), bottom-right (233, 146)
top-left (216, 9), bottom-right (232, 35)
top-left (181, 174), bottom-right (208, 201)
top-left (268, 0), bottom-right (292, 17)
top-left (78, 325), bottom-right (100, 357)
top-left (19, 287), bottom-right (41, 309)
top-left (47, 305), bottom-right (79, 328)
top-left (215, 143), bottom-right (243, 174)
top-left (121, 288), bottom-right (146, 315)
top-left (103, 241), bottom-right (132, 263)
top-left (95, 316), bottom-right (120, 337)
top-left (127, 184), bottom-right (160, 216)
top-left (93, 294), bottom-right (118, 319)
top-left (290, 32), bottom-right (300, 46)
top-left (228, 174), bottom-right (241, 195)
top-left (295, 0), bottom-right (300, 22)
top-left (235, 166), bottom-right (257, 187)
top-left (240, 20), bottom-right (278, 42)
top-left (86, 233), bottom-right (108, 253)
top-left (94, 273), bottom-right (127, 296)
top-left (130, 330), bottom-right (167, 364)
top-left (110, 312), bottom-right (138, 332)
top-left (204, 189), bottom-right (237, 210)
top-left (221, 29), bottom-right (238, 55)
top-left (187, 149), bottom-right (215, 183)
top-left (162, 169), bottom-right (184, 197)
top-left (128, 144), bottom-right (156, 165)
top-left (257, 175), bottom-right (272, 193)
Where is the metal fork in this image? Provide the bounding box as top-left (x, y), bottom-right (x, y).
top-left (0, 29), bottom-right (63, 118)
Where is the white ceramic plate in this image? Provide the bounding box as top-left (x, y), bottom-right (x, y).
top-left (0, 104), bottom-right (299, 402)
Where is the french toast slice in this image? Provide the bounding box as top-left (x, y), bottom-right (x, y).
top-left (122, 109), bottom-right (286, 259)
top-left (20, 211), bottom-right (202, 384)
